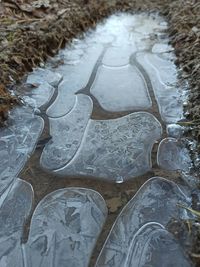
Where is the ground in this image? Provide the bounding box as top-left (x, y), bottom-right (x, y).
top-left (1, 0), bottom-right (200, 266)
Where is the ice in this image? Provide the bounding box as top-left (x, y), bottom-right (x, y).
top-left (136, 52), bottom-right (184, 123)
top-left (24, 188), bottom-right (107, 267)
top-left (120, 223), bottom-right (192, 267)
top-left (0, 178), bottom-right (33, 267)
top-left (26, 68), bottom-right (62, 87)
top-left (41, 94), bottom-right (93, 170)
top-left (102, 45), bottom-right (136, 66)
top-left (46, 44), bottom-right (103, 118)
top-left (157, 138), bottom-right (192, 171)
top-left (49, 112), bottom-right (162, 182)
top-left (91, 65), bottom-right (152, 112)
top-left (0, 107), bottom-right (44, 196)
top-left (167, 124), bottom-right (185, 138)
top-left (152, 43), bottom-right (173, 53)
top-left (22, 82), bottom-right (55, 108)
top-left (95, 177), bottom-right (192, 267)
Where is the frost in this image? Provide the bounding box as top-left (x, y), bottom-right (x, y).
top-left (25, 188), bottom-right (107, 267)
top-left (95, 177), bottom-right (192, 267)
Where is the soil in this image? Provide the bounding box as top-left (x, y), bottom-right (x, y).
top-left (1, 0), bottom-right (200, 266)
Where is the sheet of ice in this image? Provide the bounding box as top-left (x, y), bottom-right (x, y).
top-left (0, 107), bottom-right (44, 196)
top-left (91, 65), bottom-right (152, 112)
top-left (0, 178), bottom-right (33, 267)
top-left (102, 46), bottom-right (136, 66)
top-left (52, 112), bottom-right (162, 182)
top-left (25, 188), bottom-right (107, 267)
top-left (41, 94), bottom-right (93, 170)
top-left (136, 52), bottom-right (184, 123)
top-left (167, 124), bottom-right (185, 138)
top-left (152, 43), bottom-right (173, 54)
top-left (22, 82), bottom-right (55, 109)
top-left (157, 138), bottom-right (192, 171)
top-left (26, 68), bottom-right (62, 87)
top-left (46, 44), bottom-right (103, 118)
top-left (95, 177), bottom-right (192, 267)
top-left (119, 222), bottom-right (192, 267)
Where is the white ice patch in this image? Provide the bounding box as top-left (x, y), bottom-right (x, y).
top-left (24, 188), bottom-right (107, 267)
top-left (95, 177), bottom-right (192, 267)
top-left (91, 65), bottom-right (152, 112)
top-left (45, 112), bottom-right (162, 182)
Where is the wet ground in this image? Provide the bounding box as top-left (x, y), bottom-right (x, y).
top-left (0, 13), bottom-right (199, 267)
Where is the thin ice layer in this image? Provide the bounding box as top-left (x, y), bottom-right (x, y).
top-left (22, 82), bottom-right (55, 109)
top-left (157, 138), bottom-right (192, 171)
top-left (46, 44), bottom-right (103, 117)
top-left (136, 52), bottom-right (184, 123)
top-left (95, 177), bottom-right (191, 267)
top-left (91, 65), bottom-right (152, 112)
top-left (41, 94), bottom-right (93, 170)
top-left (54, 112), bottom-right (162, 182)
top-left (26, 68), bottom-right (62, 87)
top-left (0, 107), bottom-right (44, 196)
top-left (0, 178), bottom-right (33, 267)
top-left (25, 188), bottom-right (107, 267)
top-left (102, 45), bottom-right (136, 66)
top-left (120, 222), bottom-right (191, 267)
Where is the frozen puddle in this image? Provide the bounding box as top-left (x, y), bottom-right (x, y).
top-left (0, 185), bottom-right (107, 267)
top-left (25, 188), bottom-right (106, 267)
top-left (41, 111), bottom-right (161, 182)
top-left (95, 177), bottom-right (192, 267)
top-left (0, 12), bottom-right (193, 267)
top-left (0, 178), bottom-right (33, 267)
top-left (0, 107), bottom-right (44, 196)
top-left (157, 138), bottom-right (192, 171)
top-left (91, 65), bottom-right (152, 112)
top-left (38, 13), bottom-right (186, 181)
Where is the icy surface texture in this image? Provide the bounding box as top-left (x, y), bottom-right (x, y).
top-left (136, 52), bottom-right (184, 123)
top-left (25, 188), bottom-right (107, 267)
top-left (102, 46), bottom-right (135, 66)
top-left (26, 68), bottom-right (62, 87)
top-left (91, 65), bottom-right (152, 112)
top-left (51, 112), bottom-right (162, 182)
top-left (95, 177), bottom-right (192, 267)
top-left (152, 43), bottom-right (173, 54)
top-left (118, 222), bottom-right (192, 267)
top-left (41, 94), bottom-right (93, 170)
top-left (22, 82), bottom-right (55, 109)
top-left (167, 124), bottom-right (185, 138)
top-left (0, 178), bottom-right (33, 267)
top-left (0, 107), bottom-right (44, 196)
top-left (157, 138), bottom-right (192, 171)
top-left (46, 44), bottom-right (103, 118)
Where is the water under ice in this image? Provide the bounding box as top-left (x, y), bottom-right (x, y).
top-left (0, 178), bottom-right (33, 267)
top-left (41, 94), bottom-right (93, 170)
top-left (0, 107), bottom-right (44, 196)
top-left (47, 112), bottom-right (162, 182)
top-left (24, 188), bottom-right (107, 267)
top-left (157, 138), bottom-right (192, 171)
top-left (91, 65), bottom-right (152, 112)
top-left (95, 177), bottom-right (192, 267)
